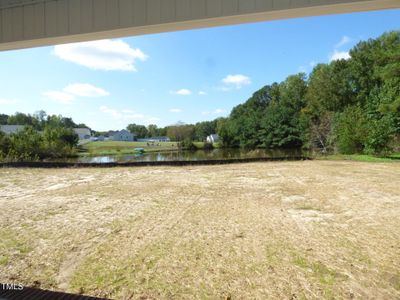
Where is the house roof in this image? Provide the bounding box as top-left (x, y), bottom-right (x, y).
top-left (73, 128), bottom-right (91, 135)
top-left (113, 130), bottom-right (135, 136)
top-left (0, 125), bottom-right (25, 134)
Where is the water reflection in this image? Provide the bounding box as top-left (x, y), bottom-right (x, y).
top-left (68, 148), bottom-right (306, 164)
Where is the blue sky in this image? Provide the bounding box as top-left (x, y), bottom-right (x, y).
top-left (0, 9), bottom-right (399, 131)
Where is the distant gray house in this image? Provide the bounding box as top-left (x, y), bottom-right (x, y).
top-left (73, 128), bottom-right (91, 140)
top-left (111, 130), bottom-right (135, 142)
top-left (206, 134), bottom-right (220, 143)
top-left (90, 136), bottom-right (104, 142)
top-left (137, 136), bottom-right (171, 142)
top-left (0, 125), bottom-right (25, 135)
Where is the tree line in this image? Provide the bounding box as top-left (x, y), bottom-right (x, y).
top-left (217, 31), bottom-right (400, 155)
top-left (125, 119), bottom-right (220, 143)
top-left (1, 31), bottom-right (398, 160)
top-left (0, 111), bottom-right (82, 161)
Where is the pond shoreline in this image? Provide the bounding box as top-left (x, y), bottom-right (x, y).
top-left (0, 156), bottom-right (311, 168)
top-left (77, 146), bottom-right (185, 157)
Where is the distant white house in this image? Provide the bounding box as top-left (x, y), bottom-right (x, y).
top-left (73, 128), bottom-right (91, 140)
top-left (111, 129), bottom-right (135, 142)
top-left (0, 125), bottom-right (25, 135)
top-left (137, 136), bottom-right (171, 142)
top-left (206, 134), bottom-right (220, 143)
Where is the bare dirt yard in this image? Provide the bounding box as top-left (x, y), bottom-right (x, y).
top-left (0, 161), bottom-right (399, 299)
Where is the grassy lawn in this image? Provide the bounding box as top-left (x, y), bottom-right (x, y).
top-left (316, 152), bottom-right (400, 162)
top-left (193, 142), bottom-right (222, 149)
top-left (79, 141), bottom-right (180, 156)
top-left (1, 161), bottom-right (399, 299)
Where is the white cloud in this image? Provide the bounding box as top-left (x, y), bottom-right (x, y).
top-left (130, 114), bottom-right (145, 119)
top-left (171, 89), bottom-right (192, 96)
top-left (53, 39), bottom-right (148, 71)
top-left (0, 98), bottom-right (19, 105)
top-left (122, 109), bottom-right (135, 114)
top-left (146, 117), bottom-right (161, 123)
top-left (328, 36), bottom-right (352, 62)
top-left (99, 106), bottom-right (158, 124)
top-left (100, 105), bottom-right (121, 118)
top-left (43, 83), bottom-right (109, 105)
top-left (63, 83), bottom-right (109, 97)
top-left (222, 74), bottom-right (251, 89)
top-left (169, 108), bottom-right (183, 113)
top-left (42, 91), bottom-right (75, 104)
top-left (100, 106), bottom-right (145, 120)
top-left (198, 91), bottom-right (207, 95)
top-left (330, 50), bottom-right (351, 62)
top-left (202, 108), bottom-right (226, 115)
top-left (335, 36), bottom-right (351, 49)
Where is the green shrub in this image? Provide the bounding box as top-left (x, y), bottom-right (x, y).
top-left (7, 126), bottom-right (43, 161)
top-left (364, 116), bottom-right (395, 155)
top-left (180, 139), bottom-right (197, 151)
top-left (42, 126), bottom-right (78, 158)
top-left (0, 126), bottom-right (78, 162)
top-left (335, 106), bottom-right (368, 154)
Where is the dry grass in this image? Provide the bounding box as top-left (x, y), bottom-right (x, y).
top-left (0, 161), bottom-right (399, 299)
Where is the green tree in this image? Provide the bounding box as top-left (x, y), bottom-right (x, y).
top-left (259, 74), bottom-right (307, 148)
top-left (335, 106), bottom-right (368, 154)
top-left (0, 114), bottom-right (9, 125)
top-left (42, 126), bottom-right (78, 158)
top-left (0, 131), bottom-right (10, 158)
top-left (166, 125), bottom-right (194, 141)
top-left (147, 124), bottom-right (159, 137)
top-left (127, 123), bottom-right (148, 138)
top-left (7, 126), bottom-right (43, 161)
top-left (193, 120), bottom-right (217, 141)
top-left (7, 112), bottom-right (33, 126)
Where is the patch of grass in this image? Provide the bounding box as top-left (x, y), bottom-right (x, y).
top-left (30, 207), bottom-right (67, 222)
top-left (0, 255), bottom-right (9, 265)
top-left (389, 152), bottom-right (400, 159)
top-left (0, 229), bottom-right (33, 257)
top-left (70, 239), bottom-right (175, 298)
top-left (192, 142), bottom-right (205, 149)
top-left (192, 142), bottom-right (221, 149)
top-left (311, 261), bottom-right (339, 286)
top-left (293, 254), bottom-right (346, 298)
top-left (316, 153), bottom-right (400, 162)
top-left (264, 244), bottom-right (283, 266)
top-left (336, 238), bottom-right (372, 266)
top-left (390, 272), bottom-right (400, 291)
top-left (293, 255), bottom-right (309, 269)
top-left (2, 162), bottom-right (399, 298)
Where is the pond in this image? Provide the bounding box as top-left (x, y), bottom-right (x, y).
top-left (61, 148), bottom-right (308, 164)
